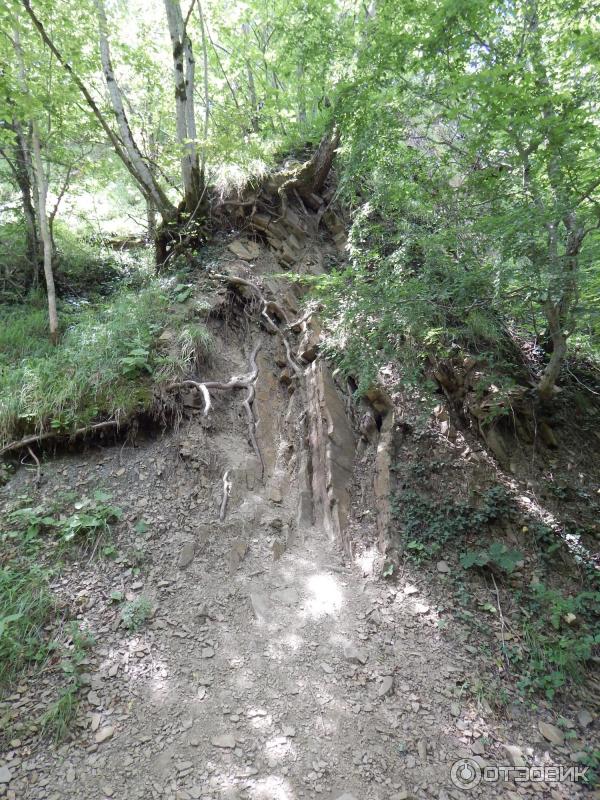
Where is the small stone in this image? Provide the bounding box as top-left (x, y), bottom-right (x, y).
top-left (95, 726), bottom-right (115, 744)
top-left (503, 744), bottom-right (526, 767)
top-left (66, 768), bottom-right (75, 784)
top-left (101, 786), bottom-right (114, 797)
top-left (335, 794), bottom-right (359, 800)
top-left (578, 709), bottom-right (593, 729)
top-left (201, 647), bottom-right (214, 659)
top-left (249, 593), bottom-right (270, 622)
top-left (283, 726), bottom-right (296, 737)
top-left (378, 676), bottom-right (394, 698)
top-left (471, 738), bottom-right (485, 755)
top-left (436, 561), bottom-right (450, 573)
top-left (321, 663), bottom-right (333, 674)
top-left (269, 487), bottom-right (283, 504)
top-left (570, 751), bottom-right (587, 763)
top-left (90, 713), bottom-right (101, 732)
top-left (343, 643), bottom-right (368, 665)
top-left (178, 542), bottom-right (195, 569)
top-left (417, 740), bottom-right (427, 761)
top-left (538, 721), bottom-right (564, 746)
top-left (87, 691), bottom-right (101, 706)
top-left (0, 767), bottom-right (11, 784)
top-left (211, 734), bottom-right (235, 749)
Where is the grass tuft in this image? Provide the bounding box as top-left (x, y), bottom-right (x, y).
top-left (0, 562), bottom-right (54, 686)
top-left (0, 285), bottom-right (172, 447)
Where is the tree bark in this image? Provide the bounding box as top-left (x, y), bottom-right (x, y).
top-left (31, 121), bottom-right (58, 343)
top-left (13, 124), bottom-right (40, 284)
top-left (163, 0), bottom-right (203, 213)
top-left (196, 0), bottom-right (210, 182)
top-left (537, 302), bottom-right (567, 402)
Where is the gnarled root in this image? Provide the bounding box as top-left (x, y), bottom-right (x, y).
top-left (168, 341), bottom-right (264, 479)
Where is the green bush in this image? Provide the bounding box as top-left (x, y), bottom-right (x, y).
top-left (0, 284), bottom-right (172, 446)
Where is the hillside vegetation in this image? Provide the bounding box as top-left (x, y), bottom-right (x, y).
top-left (0, 0), bottom-right (599, 781)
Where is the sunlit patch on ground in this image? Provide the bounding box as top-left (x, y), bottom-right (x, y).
top-left (303, 573), bottom-right (343, 618)
top-left (246, 774), bottom-right (295, 800)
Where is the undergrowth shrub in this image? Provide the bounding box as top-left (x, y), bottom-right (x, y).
top-left (0, 285), bottom-right (173, 445)
top-left (391, 484), bottom-right (510, 563)
top-left (511, 584), bottom-right (600, 700)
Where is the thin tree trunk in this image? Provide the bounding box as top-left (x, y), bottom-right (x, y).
top-left (31, 121), bottom-right (58, 343)
top-left (147, 199), bottom-right (157, 242)
top-left (246, 64), bottom-right (260, 133)
top-left (537, 302), bottom-right (567, 402)
top-left (296, 63), bottom-right (307, 124)
top-left (196, 0), bottom-right (210, 182)
top-left (22, 0), bottom-right (177, 224)
top-left (13, 125), bottom-right (40, 285)
top-left (163, 0), bottom-right (202, 212)
top-left (94, 0), bottom-right (176, 218)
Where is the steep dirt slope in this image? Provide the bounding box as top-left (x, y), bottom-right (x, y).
top-left (0, 239), bottom-right (596, 800)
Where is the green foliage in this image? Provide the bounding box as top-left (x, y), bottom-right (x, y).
top-left (4, 490), bottom-right (122, 549)
top-left (39, 685), bottom-right (79, 742)
top-left (0, 562), bottom-right (54, 686)
top-left (578, 749), bottom-right (600, 787)
top-left (177, 323), bottom-right (215, 371)
top-left (120, 596), bottom-right (152, 631)
top-left (392, 484), bottom-right (511, 563)
top-left (0, 284), bottom-right (171, 445)
top-left (39, 621), bottom-right (94, 741)
top-left (460, 542), bottom-right (524, 574)
top-left (511, 584), bottom-right (600, 700)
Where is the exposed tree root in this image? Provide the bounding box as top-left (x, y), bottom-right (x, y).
top-left (219, 469), bottom-right (231, 521)
top-left (215, 272), bottom-right (303, 378)
top-left (168, 341), bottom-right (264, 477)
top-left (1, 420), bottom-right (123, 458)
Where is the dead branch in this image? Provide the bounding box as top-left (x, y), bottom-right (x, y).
top-left (1, 420), bottom-right (122, 458)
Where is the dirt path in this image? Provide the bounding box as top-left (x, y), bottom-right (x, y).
top-left (6, 438), bottom-right (586, 800)
top-left (11, 471), bottom-right (489, 800)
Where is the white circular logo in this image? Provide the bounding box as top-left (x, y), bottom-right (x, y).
top-left (450, 758), bottom-right (482, 790)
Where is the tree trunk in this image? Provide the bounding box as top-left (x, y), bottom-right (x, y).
top-left (147, 198), bottom-right (157, 243)
top-left (163, 0), bottom-right (203, 213)
top-left (93, 0), bottom-right (176, 220)
top-left (196, 0), bottom-right (210, 182)
top-left (22, 0), bottom-right (177, 225)
top-left (537, 302), bottom-right (566, 402)
top-left (296, 63), bottom-right (307, 124)
top-left (31, 122), bottom-right (58, 344)
top-left (13, 124), bottom-right (40, 285)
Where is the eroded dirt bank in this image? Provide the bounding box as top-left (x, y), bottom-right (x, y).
top-left (0, 237), bottom-right (597, 800)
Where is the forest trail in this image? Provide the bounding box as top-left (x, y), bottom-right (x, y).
top-left (2, 238), bottom-right (594, 800)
